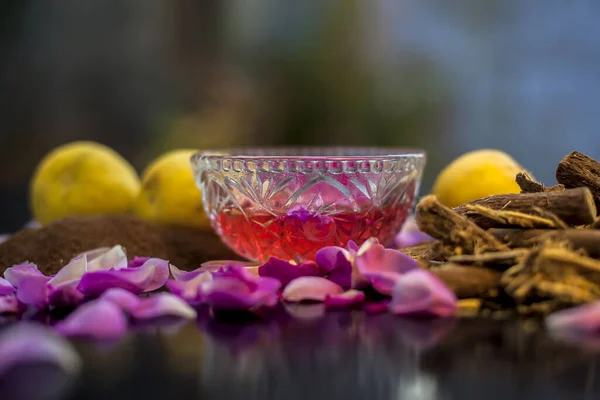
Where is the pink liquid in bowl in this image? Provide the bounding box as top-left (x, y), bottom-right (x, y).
top-left (214, 202), bottom-right (413, 263)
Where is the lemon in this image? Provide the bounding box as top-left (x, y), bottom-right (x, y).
top-left (30, 141), bottom-right (141, 225)
top-left (134, 149), bottom-right (209, 228)
top-left (432, 149), bottom-right (526, 208)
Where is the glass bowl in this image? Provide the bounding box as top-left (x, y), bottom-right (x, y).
top-left (192, 148), bottom-right (426, 263)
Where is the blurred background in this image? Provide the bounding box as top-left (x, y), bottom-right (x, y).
top-left (1, 0), bottom-right (600, 231)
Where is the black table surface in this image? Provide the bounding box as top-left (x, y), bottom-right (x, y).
top-left (2, 306), bottom-right (600, 400)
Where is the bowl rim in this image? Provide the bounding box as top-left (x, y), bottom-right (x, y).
top-left (192, 147), bottom-right (426, 162)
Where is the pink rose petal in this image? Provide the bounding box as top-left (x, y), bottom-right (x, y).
top-left (17, 274), bottom-right (51, 309)
top-left (394, 216), bottom-right (432, 248)
top-left (48, 255), bottom-right (87, 287)
top-left (166, 272), bottom-right (212, 303)
top-left (366, 270), bottom-right (404, 296)
top-left (77, 271), bottom-right (141, 297)
top-left (202, 277), bottom-right (278, 310)
top-left (128, 256), bottom-right (151, 269)
top-left (282, 276), bottom-right (344, 302)
top-left (170, 264), bottom-right (206, 282)
top-left (214, 266), bottom-right (281, 293)
top-left (55, 300), bottom-right (128, 340)
top-left (389, 269), bottom-right (457, 318)
top-left (129, 293), bottom-right (197, 320)
top-left (0, 323), bottom-right (81, 377)
top-left (0, 277), bottom-right (15, 295)
top-left (4, 262), bottom-right (43, 288)
top-left (100, 288), bottom-right (142, 313)
top-left (324, 289), bottom-right (366, 309)
top-left (546, 302), bottom-right (600, 334)
top-left (133, 258), bottom-right (170, 292)
top-left (0, 234), bottom-right (10, 244)
top-left (355, 239), bottom-right (420, 275)
top-left (258, 257), bottom-right (323, 287)
top-left (84, 245), bottom-right (128, 271)
top-left (0, 294), bottom-right (22, 314)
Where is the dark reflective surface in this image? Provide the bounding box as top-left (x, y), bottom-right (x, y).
top-left (5, 308), bottom-right (600, 400)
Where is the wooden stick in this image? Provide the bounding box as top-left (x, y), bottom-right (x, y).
top-left (556, 151), bottom-right (600, 209)
top-left (415, 195), bottom-right (508, 254)
top-left (515, 172), bottom-right (564, 193)
top-left (490, 228), bottom-right (600, 258)
top-left (454, 188), bottom-right (596, 228)
top-left (432, 264), bottom-right (501, 299)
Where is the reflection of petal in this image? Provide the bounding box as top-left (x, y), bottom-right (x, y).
top-left (282, 277), bottom-right (343, 302)
top-left (283, 303), bottom-right (326, 320)
top-left (396, 317), bottom-right (456, 349)
top-left (546, 302), bottom-right (600, 334)
top-left (0, 323), bottom-right (81, 376)
top-left (0, 294), bottom-right (22, 314)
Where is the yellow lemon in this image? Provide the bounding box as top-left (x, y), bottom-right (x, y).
top-left (30, 141), bottom-right (141, 225)
top-left (432, 149), bottom-right (527, 208)
top-left (134, 149), bottom-right (209, 228)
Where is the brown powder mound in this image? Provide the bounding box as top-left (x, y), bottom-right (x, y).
top-left (0, 215), bottom-right (241, 276)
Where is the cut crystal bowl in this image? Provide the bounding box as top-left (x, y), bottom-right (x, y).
top-left (192, 148), bottom-right (426, 263)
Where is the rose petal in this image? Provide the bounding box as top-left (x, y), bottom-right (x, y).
top-left (48, 254), bottom-right (87, 287)
top-left (355, 239), bottom-right (420, 275)
top-left (100, 288), bottom-right (142, 313)
top-left (0, 294), bottom-right (22, 314)
top-left (78, 258), bottom-right (170, 297)
top-left (214, 266), bottom-right (281, 293)
top-left (324, 290), bottom-right (366, 309)
top-left (129, 293), bottom-right (197, 320)
top-left (0, 323), bottom-right (81, 377)
top-left (166, 272), bottom-right (213, 303)
top-left (84, 245), bottom-right (128, 271)
top-left (0, 277), bottom-right (15, 296)
top-left (128, 256), bottom-right (150, 269)
top-left (4, 262), bottom-right (43, 288)
top-left (202, 277), bottom-right (278, 310)
top-left (17, 274), bottom-right (51, 309)
top-left (365, 270), bottom-right (404, 296)
top-left (347, 240), bottom-right (359, 253)
top-left (170, 264), bottom-right (206, 282)
top-left (55, 300), bottom-right (128, 340)
top-left (389, 269), bottom-right (457, 318)
top-left (0, 234), bottom-right (10, 244)
top-left (48, 283), bottom-right (85, 308)
top-left (395, 218), bottom-right (432, 248)
top-left (546, 302), bottom-right (600, 334)
top-left (258, 257), bottom-right (323, 287)
top-left (282, 276), bottom-right (344, 302)
top-left (315, 247), bottom-right (352, 288)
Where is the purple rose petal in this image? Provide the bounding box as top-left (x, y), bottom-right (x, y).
top-left (315, 247), bottom-right (352, 288)
top-left (129, 293), bottom-right (197, 320)
top-left (258, 257), bottom-right (323, 287)
top-left (166, 272), bottom-right (213, 303)
top-left (347, 240), bottom-right (359, 253)
top-left (48, 283), bottom-right (85, 308)
top-left (100, 288), bottom-right (142, 313)
top-left (78, 258), bottom-right (170, 297)
top-left (324, 289), bottom-right (366, 309)
top-left (0, 234), bottom-right (10, 244)
top-left (0, 294), bottom-right (22, 314)
top-left (0, 277), bottom-right (15, 295)
top-left (55, 300), bottom-right (128, 340)
top-left (128, 256), bottom-right (151, 269)
top-left (546, 302), bottom-right (600, 334)
top-left (0, 323), bottom-right (81, 377)
top-left (202, 277), bottom-right (278, 310)
top-left (389, 269), bottom-right (457, 318)
top-left (214, 266), bottom-right (281, 293)
top-left (4, 262), bottom-right (43, 288)
top-left (282, 276), bottom-right (344, 302)
top-left (17, 274), bottom-right (51, 309)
